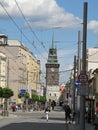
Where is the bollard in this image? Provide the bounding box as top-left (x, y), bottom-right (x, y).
top-left (2, 110), bottom-right (9, 116)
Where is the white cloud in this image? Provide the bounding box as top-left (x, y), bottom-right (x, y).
top-left (0, 0), bottom-right (82, 29)
top-left (88, 20), bottom-right (98, 34)
top-left (58, 49), bottom-right (76, 58)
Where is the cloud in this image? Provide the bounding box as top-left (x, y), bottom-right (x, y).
top-left (0, 0), bottom-right (82, 29)
top-left (88, 20), bottom-right (98, 34)
top-left (58, 49), bottom-right (76, 58)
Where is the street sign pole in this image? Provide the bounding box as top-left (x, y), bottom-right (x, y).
top-left (80, 2), bottom-right (88, 130)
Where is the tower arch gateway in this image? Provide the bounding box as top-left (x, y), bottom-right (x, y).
top-left (45, 37), bottom-right (60, 103)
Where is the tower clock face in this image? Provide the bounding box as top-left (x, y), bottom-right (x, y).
top-left (51, 68), bottom-right (55, 72)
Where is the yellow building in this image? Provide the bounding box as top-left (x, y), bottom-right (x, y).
top-left (0, 52), bottom-right (7, 105)
top-left (1, 37), bottom-right (41, 104)
top-left (26, 51), bottom-right (41, 96)
top-left (0, 52), bottom-right (7, 88)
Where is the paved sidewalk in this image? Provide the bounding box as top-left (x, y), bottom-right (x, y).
top-left (0, 110), bottom-right (95, 130)
top-left (68, 122), bottom-right (95, 130)
top-left (0, 110), bottom-right (17, 119)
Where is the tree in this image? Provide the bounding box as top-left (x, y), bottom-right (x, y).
top-left (32, 94), bottom-right (39, 102)
top-left (1, 87), bottom-right (14, 116)
top-left (18, 93), bottom-right (21, 98)
top-left (0, 87), bottom-right (3, 98)
top-left (24, 92), bottom-right (30, 99)
top-left (24, 92), bottom-right (30, 111)
top-left (2, 87), bottom-right (14, 99)
top-left (39, 96), bottom-right (47, 104)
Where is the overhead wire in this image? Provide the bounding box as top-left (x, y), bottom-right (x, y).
top-left (0, 0), bottom-right (47, 60)
top-left (0, 0), bottom-right (82, 83)
top-left (14, 0), bottom-right (48, 53)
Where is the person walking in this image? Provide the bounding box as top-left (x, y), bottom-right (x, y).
top-left (44, 106), bottom-right (50, 122)
top-left (63, 103), bottom-right (71, 123)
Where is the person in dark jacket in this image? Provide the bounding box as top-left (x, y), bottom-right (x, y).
top-left (63, 103), bottom-right (71, 123)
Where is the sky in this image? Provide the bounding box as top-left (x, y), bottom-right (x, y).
top-left (0, 0), bottom-right (98, 85)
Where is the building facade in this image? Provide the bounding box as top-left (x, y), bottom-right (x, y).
top-left (0, 51), bottom-right (7, 90)
top-left (0, 35), bottom-right (41, 105)
top-left (87, 48), bottom-right (98, 110)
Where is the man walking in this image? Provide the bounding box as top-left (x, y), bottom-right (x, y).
top-left (63, 103), bottom-right (71, 123)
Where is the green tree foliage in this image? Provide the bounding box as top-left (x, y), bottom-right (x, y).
top-left (31, 94), bottom-right (47, 103)
top-left (18, 92), bottom-right (30, 99)
top-left (0, 87), bottom-right (3, 98)
top-left (25, 92), bottom-right (30, 99)
top-left (2, 87), bottom-right (14, 99)
top-left (39, 96), bottom-right (47, 103)
top-left (18, 93), bottom-right (21, 98)
top-left (32, 93), bottom-right (39, 102)
top-left (49, 99), bottom-right (51, 102)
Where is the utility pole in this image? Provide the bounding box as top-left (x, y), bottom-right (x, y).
top-left (80, 2), bottom-right (88, 130)
top-left (73, 55), bottom-right (76, 113)
top-left (7, 58), bottom-right (9, 88)
top-left (26, 70), bottom-right (28, 112)
top-left (5, 56), bottom-right (10, 114)
top-left (77, 31), bottom-right (81, 123)
top-left (77, 31), bottom-right (81, 76)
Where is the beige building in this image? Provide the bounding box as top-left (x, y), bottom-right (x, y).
top-left (0, 35), bottom-right (41, 104)
top-left (87, 48), bottom-right (98, 72)
top-left (26, 51), bottom-right (41, 97)
top-left (0, 52), bottom-right (7, 88)
top-left (87, 48), bottom-right (98, 108)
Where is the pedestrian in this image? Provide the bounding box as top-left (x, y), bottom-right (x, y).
top-left (94, 113), bottom-right (98, 130)
top-left (44, 106), bottom-right (50, 122)
top-left (51, 100), bottom-right (55, 110)
top-left (63, 103), bottom-right (71, 123)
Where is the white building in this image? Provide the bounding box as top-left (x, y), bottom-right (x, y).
top-left (87, 47), bottom-right (98, 74)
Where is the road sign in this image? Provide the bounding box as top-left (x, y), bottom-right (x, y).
top-left (78, 73), bottom-right (88, 84)
top-left (20, 89), bottom-right (26, 96)
top-left (75, 80), bottom-right (80, 87)
top-left (77, 85), bottom-right (89, 96)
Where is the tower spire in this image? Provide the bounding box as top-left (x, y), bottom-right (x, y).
top-left (52, 33), bottom-right (54, 49)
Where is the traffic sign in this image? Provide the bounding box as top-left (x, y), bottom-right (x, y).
top-left (78, 73), bottom-right (88, 84)
top-left (75, 80), bottom-right (80, 87)
top-left (20, 89), bottom-right (26, 96)
top-left (77, 85), bottom-right (89, 96)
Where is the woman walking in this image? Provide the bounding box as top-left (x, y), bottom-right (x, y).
top-left (45, 106), bottom-right (50, 122)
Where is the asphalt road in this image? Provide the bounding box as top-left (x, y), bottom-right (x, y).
top-left (0, 109), bottom-right (95, 130)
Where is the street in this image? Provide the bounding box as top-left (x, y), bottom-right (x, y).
top-left (0, 107), bottom-right (95, 130)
